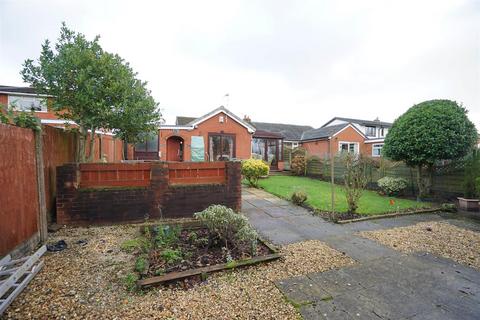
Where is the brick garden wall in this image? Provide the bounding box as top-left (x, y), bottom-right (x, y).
top-left (56, 161), bottom-right (241, 225)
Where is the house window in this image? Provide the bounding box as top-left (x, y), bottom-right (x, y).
top-left (339, 142), bottom-right (359, 154)
top-left (365, 126), bottom-right (376, 137)
top-left (209, 134), bottom-right (235, 161)
top-left (135, 135), bottom-right (159, 152)
top-left (8, 95), bottom-right (47, 112)
top-left (372, 144), bottom-right (384, 157)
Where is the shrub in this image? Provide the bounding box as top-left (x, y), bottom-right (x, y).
top-left (194, 205), bottom-right (258, 252)
top-left (152, 225), bottom-right (180, 248)
top-left (291, 148), bottom-right (307, 176)
top-left (135, 255), bottom-right (148, 274)
top-left (462, 150), bottom-right (480, 198)
top-left (342, 153), bottom-right (368, 213)
top-left (377, 177), bottom-right (408, 196)
top-left (123, 272), bottom-right (139, 292)
top-left (120, 238), bottom-right (150, 253)
top-left (161, 248), bottom-right (182, 265)
top-left (242, 158), bottom-right (269, 187)
top-left (291, 190), bottom-right (308, 205)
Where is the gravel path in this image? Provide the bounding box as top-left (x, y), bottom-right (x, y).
top-left (2, 225), bottom-right (354, 319)
top-left (360, 221), bottom-right (480, 270)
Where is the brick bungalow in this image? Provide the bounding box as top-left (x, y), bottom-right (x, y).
top-left (135, 106), bottom-right (256, 163)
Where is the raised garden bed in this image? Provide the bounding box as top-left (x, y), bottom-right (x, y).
top-left (123, 222), bottom-right (280, 288)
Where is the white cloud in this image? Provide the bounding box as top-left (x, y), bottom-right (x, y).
top-left (0, 0), bottom-right (478, 127)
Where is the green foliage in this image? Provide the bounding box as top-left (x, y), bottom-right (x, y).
top-left (291, 189), bottom-right (308, 205)
top-left (135, 255), bottom-right (148, 274)
top-left (152, 225), bottom-right (180, 248)
top-left (463, 150), bottom-right (480, 198)
top-left (341, 153), bottom-right (368, 214)
top-left (383, 100), bottom-right (477, 197)
top-left (242, 158), bottom-right (269, 187)
top-left (291, 148), bottom-right (307, 176)
top-left (194, 205), bottom-right (258, 251)
top-left (383, 100), bottom-right (477, 166)
top-left (123, 272), bottom-right (139, 292)
top-left (21, 23), bottom-right (161, 162)
top-left (120, 237), bottom-right (150, 253)
top-left (441, 203), bottom-right (457, 212)
top-left (0, 105), bottom-right (41, 131)
top-left (377, 177), bottom-right (408, 196)
top-left (161, 248), bottom-right (182, 265)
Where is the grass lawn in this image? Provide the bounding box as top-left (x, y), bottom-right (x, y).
top-left (257, 176), bottom-right (431, 215)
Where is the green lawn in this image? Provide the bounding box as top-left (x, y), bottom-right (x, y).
top-left (257, 176), bottom-right (431, 215)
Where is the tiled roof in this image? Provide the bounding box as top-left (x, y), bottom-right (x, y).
top-left (301, 123), bottom-right (349, 141)
top-left (0, 85), bottom-right (37, 94)
top-left (252, 122), bottom-right (313, 141)
top-left (322, 117), bottom-right (392, 128)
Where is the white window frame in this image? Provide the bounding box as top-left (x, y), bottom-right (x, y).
top-left (8, 95), bottom-right (48, 112)
top-left (372, 143), bottom-right (384, 157)
top-left (338, 141), bottom-right (359, 155)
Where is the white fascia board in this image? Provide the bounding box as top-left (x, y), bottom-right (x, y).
top-left (332, 123), bottom-right (366, 139)
top-left (0, 91), bottom-right (53, 98)
top-left (190, 108), bottom-right (256, 133)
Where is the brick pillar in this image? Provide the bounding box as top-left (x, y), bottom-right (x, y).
top-left (150, 162), bottom-right (169, 219)
top-left (56, 163), bottom-right (78, 224)
top-left (226, 161), bottom-right (242, 211)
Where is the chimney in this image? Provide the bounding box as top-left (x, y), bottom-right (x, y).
top-left (243, 115), bottom-right (251, 123)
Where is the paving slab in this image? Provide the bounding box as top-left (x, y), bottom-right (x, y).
top-left (241, 188), bottom-right (480, 320)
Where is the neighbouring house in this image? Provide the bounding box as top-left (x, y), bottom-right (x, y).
top-left (135, 106), bottom-right (255, 162)
top-left (300, 117), bottom-right (392, 158)
top-left (0, 85), bottom-right (129, 161)
top-left (249, 121), bottom-right (313, 170)
top-left (0, 85), bottom-right (75, 128)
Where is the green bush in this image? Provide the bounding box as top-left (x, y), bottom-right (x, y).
top-left (123, 272), bottom-right (139, 292)
top-left (291, 190), bottom-right (308, 205)
top-left (152, 225), bottom-right (180, 248)
top-left (377, 176), bottom-right (408, 196)
top-left (463, 151), bottom-right (480, 198)
top-left (194, 205), bottom-right (258, 251)
top-left (242, 158), bottom-right (269, 187)
top-left (161, 248), bottom-right (182, 265)
top-left (135, 255), bottom-right (148, 274)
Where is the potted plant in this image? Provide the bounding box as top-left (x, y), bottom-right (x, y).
top-left (458, 151), bottom-right (480, 211)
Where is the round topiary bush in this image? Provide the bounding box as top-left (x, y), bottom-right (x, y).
top-left (291, 190), bottom-right (308, 205)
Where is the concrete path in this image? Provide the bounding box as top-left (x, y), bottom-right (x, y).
top-left (242, 188), bottom-right (480, 320)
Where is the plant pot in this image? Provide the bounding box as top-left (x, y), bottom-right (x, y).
top-left (457, 197), bottom-right (479, 211)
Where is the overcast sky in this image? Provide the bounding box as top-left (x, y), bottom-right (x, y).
top-left (1, 0), bottom-right (479, 127)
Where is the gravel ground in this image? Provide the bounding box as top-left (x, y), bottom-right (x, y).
top-left (2, 224), bottom-right (354, 320)
top-left (360, 221), bottom-right (480, 270)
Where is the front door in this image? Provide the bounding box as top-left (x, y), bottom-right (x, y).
top-left (167, 136), bottom-right (184, 161)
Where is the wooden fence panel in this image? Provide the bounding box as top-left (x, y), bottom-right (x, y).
top-left (79, 163), bottom-right (151, 188)
top-left (168, 162), bottom-right (226, 185)
top-left (0, 124), bottom-right (39, 256)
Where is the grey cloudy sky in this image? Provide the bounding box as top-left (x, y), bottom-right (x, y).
top-left (1, 0), bottom-right (479, 127)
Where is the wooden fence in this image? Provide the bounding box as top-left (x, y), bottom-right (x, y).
top-left (305, 154), bottom-right (464, 199)
top-left (0, 124), bottom-right (40, 257)
top-left (79, 163), bottom-right (151, 188)
top-left (168, 162), bottom-right (226, 185)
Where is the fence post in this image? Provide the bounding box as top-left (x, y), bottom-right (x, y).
top-left (330, 153), bottom-right (335, 213)
top-left (34, 128), bottom-right (48, 242)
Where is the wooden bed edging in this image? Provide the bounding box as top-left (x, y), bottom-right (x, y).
top-left (136, 239), bottom-right (280, 287)
top-left (336, 207), bottom-right (443, 224)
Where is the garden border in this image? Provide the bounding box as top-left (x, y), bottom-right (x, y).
top-left (136, 222), bottom-right (281, 288)
top-left (335, 207), bottom-right (443, 224)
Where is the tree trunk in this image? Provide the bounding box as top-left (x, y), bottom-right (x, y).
top-left (123, 140), bottom-right (129, 160)
top-left (416, 165), bottom-right (426, 200)
top-left (77, 126), bottom-right (87, 163)
top-left (87, 127), bottom-right (96, 162)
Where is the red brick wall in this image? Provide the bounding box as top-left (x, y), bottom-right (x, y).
top-left (56, 161), bottom-right (241, 225)
top-left (0, 124), bottom-right (39, 256)
top-left (159, 112), bottom-right (252, 161)
top-left (301, 126), bottom-right (367, 158)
